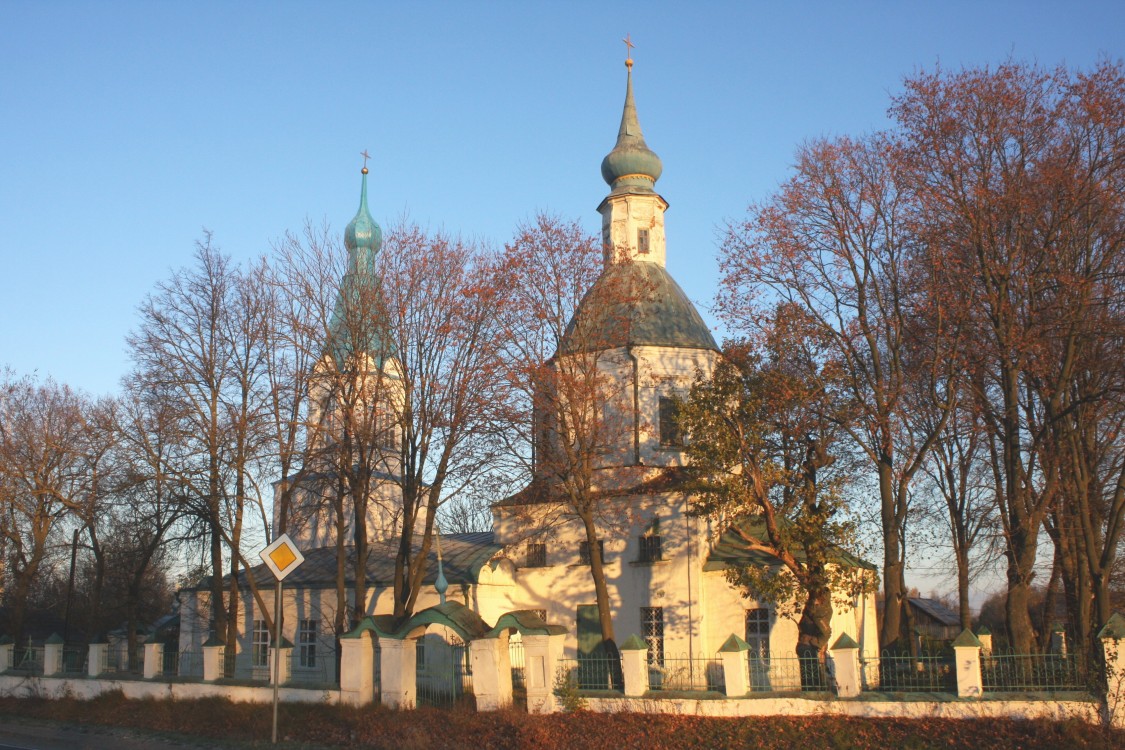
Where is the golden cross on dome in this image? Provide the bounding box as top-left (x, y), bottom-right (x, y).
top-left (623, 34), bottom-right (635, 68)
top-left (360, 149), bottom-right (371, 174)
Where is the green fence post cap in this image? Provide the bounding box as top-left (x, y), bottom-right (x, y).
top-left (620, 634), bottom-right (648, 651)
top-left (952, 629), bottom-right (982, 648)
top-left (1097, 613), bottom-right (1125, 640)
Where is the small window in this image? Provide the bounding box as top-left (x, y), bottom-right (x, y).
top-left (526, 543), bottom-right (547, 568)
top-left (638, 228), bottom-right (650, 255)
top-left (639, 534), bottom-right (663, 563)
top-left (745, 608), bottom-right (770, 659)
top-left (659, 396), bottom-right (683, 447)
top-left (377, 409), bottom-right (396, 450)
top-left (298, 619), bottom-right (318, 668)
top-left (641, 607), bottom-right (664, 666)
top-left (531, 609), bottom-right (548, 622)
top-left (252, 620), bottom-right (270, 667)
top-left (415, 639), bottom-right (426, 671)
top-left (579, 539), bottom-right (605, 566)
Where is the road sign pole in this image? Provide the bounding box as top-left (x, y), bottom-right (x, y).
top-left (272, 577), bottom-right (282, 744)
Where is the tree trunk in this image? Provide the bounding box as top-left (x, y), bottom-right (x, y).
top-left (878, 462), bottom-right (906, 650)
top-left (579, 512), bottom-right (616, 645)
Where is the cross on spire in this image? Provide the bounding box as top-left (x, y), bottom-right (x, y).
top-left (360, 149), bottom-right (371, 174)
top-left (623, 34), bottom-right (635, 68)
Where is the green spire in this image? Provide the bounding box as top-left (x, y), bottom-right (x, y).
top-left (327, 163), bottom-right (389, 366)
top-left (344, 166), bottom-right (383, 270)
top-left (600, 57), bottom-right (663, 195)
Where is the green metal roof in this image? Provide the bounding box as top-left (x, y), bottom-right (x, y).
top-left (487, 610), bottom-right (567, 638)
top-left (558, 261), bottom-right (718, 355)
top-left (703, 516), bottom-right (876, 572)
top-left (206, 531), bottom-right (502, 592)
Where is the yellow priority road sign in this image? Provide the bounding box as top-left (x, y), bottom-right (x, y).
top-left (259, 533), bottom-right (305, 581)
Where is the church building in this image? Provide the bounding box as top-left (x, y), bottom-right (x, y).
top-left (176, 56), bottom-right (878, 689)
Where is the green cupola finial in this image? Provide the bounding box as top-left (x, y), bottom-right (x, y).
top-left (600, 41), bottom-right (663, 195)
top-left (327, 155), bottom-right (388, 366)
top-left (344, 154), bottom-right (383, 263)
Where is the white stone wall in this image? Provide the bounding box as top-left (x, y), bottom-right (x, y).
top-left (599, 192), bottom-right (669, 267)
top-left (0, 675), bottom-right (1103, 727)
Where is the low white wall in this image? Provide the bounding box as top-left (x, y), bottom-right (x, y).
top-left (0, 674), bottom-right (340, 705)
top-left (0, 673), bottom-right (1103, 728)
top-left (584, 694), bottom-right (1102, 724)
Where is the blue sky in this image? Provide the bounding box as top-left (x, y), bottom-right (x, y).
top-left (3, 1), bottom-right (1121, 397)
top-left (3, 1), bottom-right (1121, 398)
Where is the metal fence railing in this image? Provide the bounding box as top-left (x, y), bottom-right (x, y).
top-left (416, 639), bottom-right (474, 708)
top-left (649, 656), bottom-right (724, 693)
top-left (175, 649), bottom-right (202, 678)
top-left (12, 646), bottom-right (44, 675)
top-left (748, 654), bottom-right (830, 693)
top-left (61, 647), bottom-right (86, 674)
top-left (509, 639), bottom-right (526, 689)
top-left (557, 655), bottom-right (623, 692)
top-left (875, 651), bottom-right (955, 693)
top-left (288, 648), bottom-right (334, 686)
top-left (100, 646), bottom-right (143, 676)
top-left (981, 651), bottom-right (1088, 692)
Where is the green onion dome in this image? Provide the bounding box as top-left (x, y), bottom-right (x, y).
top-left (600, 61), bottom-right (663, 195)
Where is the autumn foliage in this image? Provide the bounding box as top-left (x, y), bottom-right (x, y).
top-left (0, 694), bottom-right (1121, 750)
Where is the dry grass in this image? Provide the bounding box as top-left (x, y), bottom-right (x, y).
top-left (0, 693), bottom-right (1122, 749)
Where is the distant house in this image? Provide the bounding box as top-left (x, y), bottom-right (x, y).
top-left (908, 598), bottom-right (961, 642)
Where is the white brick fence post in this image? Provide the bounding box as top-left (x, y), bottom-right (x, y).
top-left (338, 631), bottom-right (373, 706)
top-left (523, 632), bottom-right (565, 714)
top-left (0, 637), bottom-right (13, 673)
top-left (719, 634), bottom-right (750, 697)
top-left (470, 634), bottom-right (513, 711)
top-left (829, 634), bottom-right (862, 698)
top-left (202, 637), bottom-right (225, 682)
top-left (88, 641), bottom-right (107, 677)
top-left (619, 635), bottom-right (649, 697)
top-left (43, 634), bottom-right (64, 677)
top-left (143, 639), bottom-right (164, 679)
top-left (952, 629), bottom-right (983, 698)
top-left (379, 637), bottom-right (416, 709)
top-left (1098, 613), bottom-right (1125, 729)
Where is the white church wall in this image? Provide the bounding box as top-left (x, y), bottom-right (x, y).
top-left (633, 346), bottom-right (721, 467)
top-left (493, 491), bottom-right (714, 659)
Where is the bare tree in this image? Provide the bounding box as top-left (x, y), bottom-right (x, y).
top-left (0, 373), bottom-right (91, 644)
top-left (127, 235), bottom-right (274, 649)
top-left (894, 60), bottom-right (1125, 653)
top-left (718, 134), bottom-right (961, 650)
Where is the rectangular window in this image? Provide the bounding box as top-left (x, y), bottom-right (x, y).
top-left (298, 619), bottom-right (318, 668)
top-left (639, 534), bottom-right (663, 563)
top-left (416, 639), bottom-right (425, 672)
top-left (377, 409), bottom-right (396, 450)
top-left (659, 396), bottom-right (683, 447)
top-left (637, 228), bottom-right (650, 255)
top-left (641, 607), bottom-right (664, 666)
top-left (579, 539), bottom-right (604, 566)
top-left (745, 608), bottom-right (771, 659)
top-left (525, 543), bottom-right (547, 568)
top-left (531, 609), bottom-right (548, 622)
top-left (252, 620), bottom-right (270, 668)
